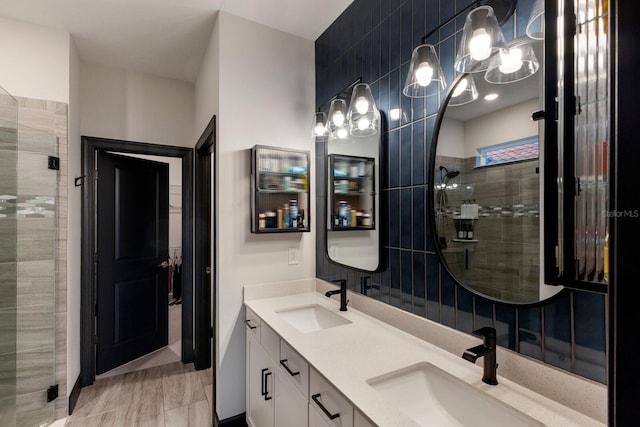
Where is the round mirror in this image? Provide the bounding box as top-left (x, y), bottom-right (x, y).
top-left (429, 37), bottom-right (562, 304)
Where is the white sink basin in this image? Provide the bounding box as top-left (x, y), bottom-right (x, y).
top-left (276, 304), bottom-right (351, 333)
top-left (367, 362), bottom-right (543, 427)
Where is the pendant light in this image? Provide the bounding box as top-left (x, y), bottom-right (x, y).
top-left (449, 75), bottom-right (479, 106)
top-left (403, 44), bottom-right (447, 98)
top-left (484, 41), bottom-right (540, 84)
top-left (327, 99), bottom-right (353, 143)
top-left (312, 112), bottom-right (327, 137)
top-left (347, 83), bottom-right (380, 137)
top-left (454, 6), bottom-right (507, 73)
top-left (526, 0), bottom-right (544, 40)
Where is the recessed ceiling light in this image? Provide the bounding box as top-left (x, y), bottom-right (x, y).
top-left (484, 93), bottom-right (499, 101)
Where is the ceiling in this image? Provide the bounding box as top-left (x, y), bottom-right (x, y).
top-left (0, 0), bottom-right (353, 83)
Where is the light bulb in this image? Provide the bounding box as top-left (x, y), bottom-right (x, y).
top-left (332, 111), bottom-right (345, 127)
top-left (337, 127), bottom-right (348, 139)
top-left (314, 123), bottom-right (326, 136)
top-left (469, 28), bottom-right (492, 61)
top-left (415, 62), bottom-right (434, 87)
top-left (355, 96), bottom-right (369, 114)
top-left (389, 108), bottom-right (401, 120)
top-left (358, 118), bottom-right (370, 130)
top-left (452, 78), bottom-right (469, 97)
top-left (498, 48), bottom-right (523, 74)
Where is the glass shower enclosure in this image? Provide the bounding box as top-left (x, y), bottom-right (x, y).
top-left (0, 84), bottom-right (58, 426)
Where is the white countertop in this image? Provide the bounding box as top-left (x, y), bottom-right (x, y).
top-left (244, 289), bottom-right (605, 427)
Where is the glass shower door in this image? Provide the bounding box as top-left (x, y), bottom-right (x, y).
top-left (0, 84), bottom-right (58, 427)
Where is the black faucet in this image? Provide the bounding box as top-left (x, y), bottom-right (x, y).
top-left (462, 327), bottom-right (498, 385)
top-left (325, 279), bottom-right (348, 311)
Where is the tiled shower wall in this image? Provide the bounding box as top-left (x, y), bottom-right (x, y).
top-left (0, 96), bottom-right (68, 425)
top-left (436, 156), bottom-right (540, 304)
top-left (315, 0), bottom-right (607, 383)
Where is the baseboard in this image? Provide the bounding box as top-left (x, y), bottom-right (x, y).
top-left (216, 412), bottom-right (247, 427)
top-left (68, 374), bottom-right (82, 415)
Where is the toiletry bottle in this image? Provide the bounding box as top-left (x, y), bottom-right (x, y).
top-left (468, 224), bottom-right (474, 239)
top-left (339, 201), bottom-right (348, 227)
top-left (283, 204), bottom-right (290, 228)
top-left (298, 209), bottom-right (305, 228)
top-left (277, 209), bottom-right (283, 229)
top-left (351, 209), bottom-right (357, 227)
top-left (259, 213), bottom-right (266, 229)
top-left (290, 199), bottom-right (298, 228)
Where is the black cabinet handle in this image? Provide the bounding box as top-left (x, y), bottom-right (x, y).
top-left (312, 393), bottom-right (340, 420)
top-left (264, 371), bottom-right (272, 401)
top-left (245, 319), bottom-right (257, 330)
top-left (279, 359), bottom-right (300, 376)
top-left (261, 368), bottom-right (268, 397)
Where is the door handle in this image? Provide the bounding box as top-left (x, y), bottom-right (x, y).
top-left (206, 266), bottom-right (211, 274)
top-left (157, 261), bottom-right (169, 268)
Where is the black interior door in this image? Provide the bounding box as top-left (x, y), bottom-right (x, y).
top-left (96, 151), bottom-right (169, 375)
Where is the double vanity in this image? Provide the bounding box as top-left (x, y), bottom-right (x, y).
top-left (244, 279), bottom-right (606, 427)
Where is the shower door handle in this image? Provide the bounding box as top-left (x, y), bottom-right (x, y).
top-left (157, 261), bottom-right (169, 268)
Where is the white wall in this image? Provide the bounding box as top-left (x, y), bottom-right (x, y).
top-left (463, 98), bottom-right (539, 158)
top-left (438, 118), bottom-right (465, 158)
top-left (0, 17), bottom-right (70, 103)
top-left (80, 62), bottom-right (195, 147)
top-left (195, 11), bottom-right (316, 420)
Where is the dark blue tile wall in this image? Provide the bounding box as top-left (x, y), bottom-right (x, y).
top-left (315, 0), bottom-right (607, 383)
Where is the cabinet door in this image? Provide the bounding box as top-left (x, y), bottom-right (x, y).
top-left (309, 403), bottom-right (335, 427)
top-left (275, 370), bottom-right (308, 427)
top-left (309, 369), bottom-right (353, 427)
top-left (354, 410), bottom-right (375, 427)
top-left (246, 333), bottom-right (275, 427)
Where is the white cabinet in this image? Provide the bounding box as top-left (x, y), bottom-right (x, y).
top-left (246, 332), bottom-right (276, 427)
top-left (246, 311), bottom-right (309, 427)
top-left (275, 369), bottom-right (308, 427)
top-left (246, 309), bottom-right (367, 427)
top-left (354, 410), bottom-right (375, 427)
top-left (309, 368), bottom-right (354, 427)
top-left (309, 403), bottom-right (336, 427)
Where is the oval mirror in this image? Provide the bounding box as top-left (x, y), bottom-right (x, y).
top-left (430, 36), bottom-right (562, 304)
top-left (325, 129), bottom-right (381, 272)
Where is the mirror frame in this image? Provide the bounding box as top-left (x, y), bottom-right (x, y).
top-left (322, 110), bottom-right (386, 274)
top-left (427, 72), bottom-right (565, 306)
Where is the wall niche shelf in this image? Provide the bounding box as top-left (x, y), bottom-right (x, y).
top-left (251, 145), bottom-right (310, 233)
top-left (329, 153), bottom-right (375, 231)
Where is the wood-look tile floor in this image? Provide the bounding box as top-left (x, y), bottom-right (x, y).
top-left (66, 362), bottom-right (213, 427)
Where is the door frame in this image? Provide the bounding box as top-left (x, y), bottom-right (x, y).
top-left (80, 136), bottom-right (194, 386)
top-left (194, 115), bottom-right (215, 373)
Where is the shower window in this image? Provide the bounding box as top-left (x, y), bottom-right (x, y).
top-left (475, 136), bottom-right (539, 167)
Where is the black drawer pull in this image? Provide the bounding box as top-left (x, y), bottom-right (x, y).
top-left (312, 393), bottom-right (340, 420)
top-left (279, 359), bottom-right (300, 376)
top-left (245, 319), bottom-right (257, 330)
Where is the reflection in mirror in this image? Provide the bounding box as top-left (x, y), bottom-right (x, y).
top-left (326, 132), bottom-right (380, 271)
top-left (432, 37), bottom-right (561, 304)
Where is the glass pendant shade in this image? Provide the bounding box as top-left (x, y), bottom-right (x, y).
top-left (455, 6), bottom-right (507, 73)
top-left (526, 0), bottom-right (544, 40)
top-left (312, 112), bottom-right (327, 137)
top-left (484, 42), bottom-right (540, 84)
top-left (327, 99), bottom-right (353, 143)
top-left (449, 75), bottom-right (479, 106)
top-left (347, 83), bottom-right (380, 137)
top-left (403, 44), bottom-right (447, 98)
